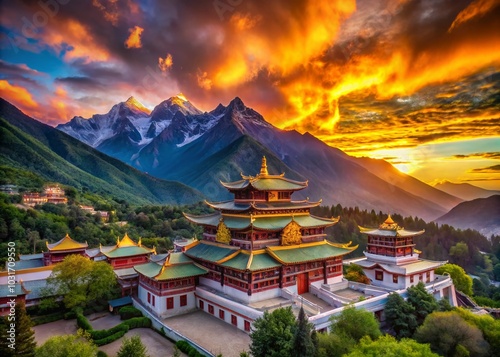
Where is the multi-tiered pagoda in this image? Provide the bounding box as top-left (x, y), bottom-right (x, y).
top-left (356, 215), bottom-right (446, 289)
top-left (183, 157), bottom-right (356, 301)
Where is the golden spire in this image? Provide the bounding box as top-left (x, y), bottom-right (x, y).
top-left (259, 156), bottom-right (268, 176)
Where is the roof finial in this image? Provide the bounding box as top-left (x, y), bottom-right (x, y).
top-left (259, 156), bottom-right (268, 176)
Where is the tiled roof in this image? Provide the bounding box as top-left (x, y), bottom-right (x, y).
top-left (0, 283), bottom-right (25, 298)
top-left (104, 246), bottom-right (153, 258)
top-left (221, 177), bottom-right (307, 191)
top-left (355, 258), bottom-right (446, 274)
top-left (184, 213), bottom-right (338, 230)
top-left (184, 241), bottom-right (239, 263)
top-left (134, 253), bottom-right (208, 281)
top-left (266, 241), bottom-right (356, 264)
top-left (103, 233), bottom-right (154, 258)
top-left (46, 234), bottom-right (87, 251)
top-left (154, 263), bottom-right (207, 281)
top-left (12, 258), bottom-right (44, 270)
top-left (114, 267), bottom-right (138, 278)
top-left (23, 279), bottom-right (47, 300)
top-left (221, 251), bottom-right (281, 271)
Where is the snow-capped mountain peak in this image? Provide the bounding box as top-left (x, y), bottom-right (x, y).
top-left (123, 96), bottom-right (151, 115)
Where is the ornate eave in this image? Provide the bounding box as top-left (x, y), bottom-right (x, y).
top-left (46, 233), bottom-right (88, 251)
top-left (359, 215), bottom-right (425, 238)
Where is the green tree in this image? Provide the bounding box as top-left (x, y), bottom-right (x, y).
top-left (414, 311), bottom-right (489, 357)
top-left (449, 242), bottom-right (470, 268)
top-left (344, 264), bottom-right (370, 284)
top-left (330, 305), bottom-right (381, 342)
top-left (43, 255), bottom-right (118, 310)
top-left (116, 335), bottom-right (149, 357)
top-left (406, 282), bottom-right (438, 326)
top-left (1, 301), bottom-right (37, 357)
top-left (454, 307), bottom-right (500, 353)
top-left (292, 307), bottom-right (315, 357)
top-left (316, 331), bottom-right (355, 357)
top-left (35, 331), bottom-right (97, 357)
top-left (493, 263), bottom-right (500, 281)
top-left (249, 307), bottom-right (296, 357)
top-left (344, 335), bottom-right (439, 357)
top-left (435, 264), bottom-right (473, 296)
top-left (384, 292), bottom-right (418, 339)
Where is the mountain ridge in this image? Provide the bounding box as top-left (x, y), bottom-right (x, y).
top-left (55, 95), bottom-right (463, 220)
top-left (435, 195), bottom-right (500, 237)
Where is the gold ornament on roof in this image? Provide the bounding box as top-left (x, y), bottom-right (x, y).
top-left (259, 156), bottom-right (269, 177)
top-left (379, 215), bottom-right (401, 230)
top-left (281, 221), bottom-right (302, 246)
top-left (216, 218), bottom-right (232, 244)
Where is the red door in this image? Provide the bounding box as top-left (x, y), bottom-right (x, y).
top-left (297, 273), bottom-right (309, 294)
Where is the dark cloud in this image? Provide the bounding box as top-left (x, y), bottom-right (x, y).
top-left (454, 152), bottom-right (500, 159)
top-left (471, 164), bottom-right (500, 173)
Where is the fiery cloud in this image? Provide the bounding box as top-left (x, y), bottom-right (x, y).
top-left (124, 26), bottom-right (144, 49)
top-left (1, 0), bottom-right (499, 188)
top-left (158, 54), bottom-right (173, 73)
top-left (0, 80), bottom-right (38, 110)
top-left (449, 0), bottom-right (500, 32)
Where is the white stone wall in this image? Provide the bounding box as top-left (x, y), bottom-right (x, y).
top-left (138, 283), bottom-right (196, 318)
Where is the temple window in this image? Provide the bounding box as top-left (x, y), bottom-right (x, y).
top-left (410, 275), bottom-right (414, 283)
top-left (375, 270), bottom-right (383, 281)
top-left (244, 320), bottom-right (251, 332)
top-left (393, 275), bottom-right (398, 284)
top-left (208, 304), bottom-right (214, 314)
top-left (152, 295), bottom-right (155, 307)
top-left (147, 292), bottom-right (151, 304)
top-left (231, 315), bottom-right (237, 326)
top-left (219, 310), bottom-right (225, 320)
top-left (199, 300), bottom-right (204, 309)
top-left (180, 294), bottom-right (187, 307)
top-left (167, 297), bottom-right (174, 310)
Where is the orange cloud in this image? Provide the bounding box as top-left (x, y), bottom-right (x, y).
top-left (41, 19), bottom-right (110, 62)
top-left (206, 1), bottom-right (356, 88)
top-left (158, 54), bottom-right (173, 72)
top-left (449, 0), bottom-right (500, 32)
top-left (92, 0), bottom-right (119, 26)
top-left (125, 26), bottom-right (144, 49)
top-left (0, 80), bottom-right (39, 110)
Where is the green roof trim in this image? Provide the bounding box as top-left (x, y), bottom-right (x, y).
top-left (184, 213), bottom-right (337, 231)
top-left (184, 241), bottom-right (239, 263)
top-left (221, 252), bottom-right (281, 271)
top-left (267, 242), bottom-right (354, 264)
top-left (220, 176), bottom-right (307, 191)
top-left (155, 264), bottom-right (208, 281)
top-left (104, 246), bottom-right (153, 258)
top-left (133, 262), bottom-right (162, 278)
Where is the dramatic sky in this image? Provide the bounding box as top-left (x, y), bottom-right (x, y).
top-left (1, 0), bottom-right (499, 189)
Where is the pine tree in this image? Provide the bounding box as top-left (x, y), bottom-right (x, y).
top-left (292, 306), bottom-right (315, 357)
top-left (14, 301), bottom-right (36, 357)
top-left (0, 315), bottom-right (14, 357)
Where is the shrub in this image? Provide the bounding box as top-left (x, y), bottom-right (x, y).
top-left (31, 312), bottom-right (64, 326)
top-left (175, 340), bottom-right (204, 357)
top-left (76, 313), bottom-right (93, 331)
top-left (93, 330), bottom-right (127, 346)
top-left (64, 310), bottom-right (77, 320)
top-left (96, 351), bottom-right (108, 357)
top-left (122, 317), bottom-right (151, 329)
top-left (119, 306), bottom-right (142, 320)
top-left (90, 324), bottom-right (129, 340)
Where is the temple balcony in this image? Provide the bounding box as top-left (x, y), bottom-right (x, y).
top-left (363, 251), bottom-right (420, 264)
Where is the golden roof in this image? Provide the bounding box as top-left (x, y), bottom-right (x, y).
top-left (117, 233), bottom-right (137, 248)
top-left (46, 233), bottom-right (88, 251)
